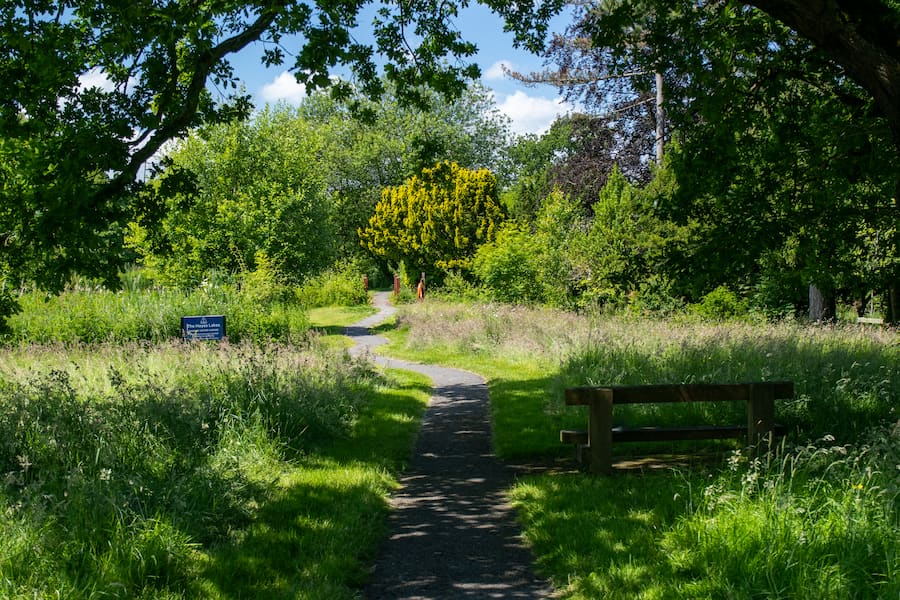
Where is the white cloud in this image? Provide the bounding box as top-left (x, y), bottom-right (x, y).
top-left (496, 90), bottom-right (571, 136)
top-left (78, 68), bottom-right (115, 92)
top-left (484, 60), bottom-right (513, 81)
top-left (260, 71), bottom-right (307, 105)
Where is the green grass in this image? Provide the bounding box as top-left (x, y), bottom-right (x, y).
top-left (0, 339), bottom-right (429, 598)
top-left (306, 304), bottom-right (378, 351)
top-left (376, 300), bottom-right (900, 598)
top-left (512, 429), bottom-right (899, 599)
top-left (7, 286), bottom-right (311, 343)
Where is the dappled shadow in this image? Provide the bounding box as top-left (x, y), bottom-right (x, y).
top-left (348, 292), bottom-right (552, 599)
top-left (514, 469), bottom-right (703, 598)
top-left (201, 474), bottom-right (390, 598)
top-left (362, 377), bottom-right (552, 599)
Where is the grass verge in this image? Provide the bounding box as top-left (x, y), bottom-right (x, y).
top-left (0, 338), bottom-right (429, 599)
top-left (376, 300), bottom-right (900, 598)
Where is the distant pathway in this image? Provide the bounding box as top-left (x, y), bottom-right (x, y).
top-left (347, 292), bottom-right (552, 600)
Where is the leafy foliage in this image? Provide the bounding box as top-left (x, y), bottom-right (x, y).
top-left (0, 0), bottom-right (562, 328)
top-left (128, 106), bottom-right (334, 286)
top-left (530, 0), bottom-right (899, 314)
top-left (305, 84), bottom-right (512, 261)
top-left (359, 161), bottom-right (505, 279)
top-left (296, 260), bottom-right (371, 308)
top-left (472, 225), bottom-right (542, 303)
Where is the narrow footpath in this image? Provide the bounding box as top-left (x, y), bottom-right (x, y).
top-left (347, 292), bottom-right (552, 600)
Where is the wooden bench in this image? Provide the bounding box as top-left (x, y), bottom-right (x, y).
top-left (560, 381), bottom-right (793, 474)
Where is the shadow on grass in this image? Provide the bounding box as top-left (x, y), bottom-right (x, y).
top-left (512, 470), bottom-right (701, 599)
top-left (200, 470), bottom-right (389, 599)
top-left (198, 371), bottom-right (431, 599)
top-left (489, 374), bottom-right (571, 459)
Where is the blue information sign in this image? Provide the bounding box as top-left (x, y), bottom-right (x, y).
top-left (181, 315), bottom-right (226, 341)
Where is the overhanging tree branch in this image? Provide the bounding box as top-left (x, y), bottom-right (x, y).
top-left (747, 0), bottom-right (900, 146)
top-left (103, 4), bottom-right (286, 201)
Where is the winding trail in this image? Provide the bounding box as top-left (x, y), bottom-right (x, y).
top-left (347, 292), bottom-right (552, 600)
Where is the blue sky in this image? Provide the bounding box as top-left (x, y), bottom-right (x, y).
top-left (226, 4), bottom-right (574, 136)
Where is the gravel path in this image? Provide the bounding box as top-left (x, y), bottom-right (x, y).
top-left (348, 292), bottom-right (553, 600)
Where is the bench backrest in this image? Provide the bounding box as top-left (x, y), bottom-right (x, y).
top-left (565, 381), bottom-right (794, 406)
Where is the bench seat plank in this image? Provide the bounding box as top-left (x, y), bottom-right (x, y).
top-left (561, 424), bottom-right (787, 445)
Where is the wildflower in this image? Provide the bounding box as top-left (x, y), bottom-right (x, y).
top-left (854, 483), bottom-right (864, 491)
top-left (99, 468), bottom-right (112, 482)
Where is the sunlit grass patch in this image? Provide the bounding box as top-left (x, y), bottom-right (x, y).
top-left (512, 426), bottom-right (899, 599)
top-left (510, 471), bottom-right (694, 600)
top-left (9, 287), bottom-right (311, 344)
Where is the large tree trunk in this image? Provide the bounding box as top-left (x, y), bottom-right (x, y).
top-left (888, 287), bottom-right (900, 324)
top-left (809, 283), bottom-right (836, 323)
top-left (655, 72), bottom-right (665, 165)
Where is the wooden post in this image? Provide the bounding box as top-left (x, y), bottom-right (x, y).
top-left (588, 392), bottom-right (614, 475)
top-left (393, 275), bottom-right (400, 298)
top-left (747, 383), bottom-right (776, 451)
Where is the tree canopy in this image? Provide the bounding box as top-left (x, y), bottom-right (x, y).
top-left (520, 0), bottom-right (900, 319)
top-left (359, 161), bottom-right (505, 278)
top-left (0, 0), bottom-right (562, 322)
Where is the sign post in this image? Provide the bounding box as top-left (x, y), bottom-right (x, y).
top-left (181, 315), bottom-right (226, 341)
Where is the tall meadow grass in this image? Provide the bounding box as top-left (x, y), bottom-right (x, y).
top-left (388, 300), bottom-right (899, 597)
top-left (8, 285), bottom-right (310, 344)
top-left (394, 301), bottom-right (898, 443)
top-left (0, 341), bottom-right (386, 597)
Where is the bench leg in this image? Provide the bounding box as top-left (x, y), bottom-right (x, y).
top-left (588, 397), bottom-right (613, 474)
top-left (748, 384), bottom-right (776, 454)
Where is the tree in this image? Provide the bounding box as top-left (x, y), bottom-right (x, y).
top-left (127, 106), bottom-right (334, 286)
top-left (744, 0), bottom-right (900, 320)
top-left (0, 0), bottom-right (563, 324)
top-left (359, 161), bottom-right (505, 278)
top-left (746, 0), bottom-right (900, 151)
top-left (501, 111), bottom-right (653, 225)
top-left (304, 83), bottom-right (512, 260)
top-left (541, 0), bottom-right (899, 317)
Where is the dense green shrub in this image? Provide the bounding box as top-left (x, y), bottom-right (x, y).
top-left (690, 285), bottom-right (750, 320)
top-left (472, 225), bottom-right (543, 304)
top-left (295, 260), bottom-right (370, 308)
top-left (432, 271), bottom-right (487, 303)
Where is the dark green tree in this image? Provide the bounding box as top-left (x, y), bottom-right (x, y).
top-left (536, 0), bottom-right (899, 317)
